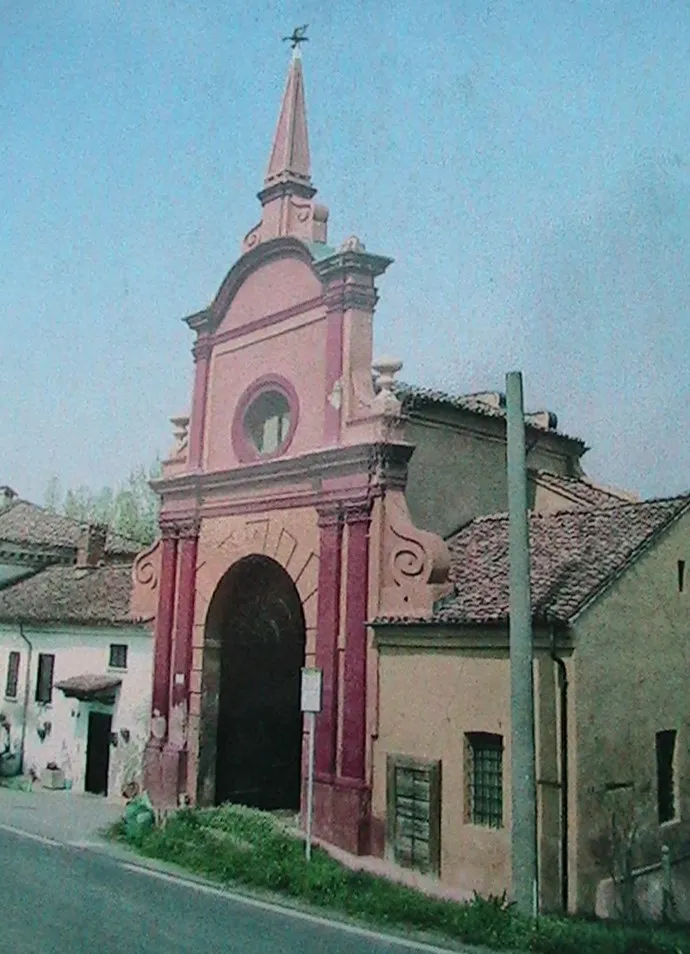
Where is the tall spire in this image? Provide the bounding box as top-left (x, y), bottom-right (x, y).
top-left (243, 41), bottom-right (329, 252)
top-left (264, 49), bottom-right (312, 188)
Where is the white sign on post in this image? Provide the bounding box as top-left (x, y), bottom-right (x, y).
top-left (300, 667), bottom-right (323, 862)
top-left (300, 667), bottom-right (323, 714)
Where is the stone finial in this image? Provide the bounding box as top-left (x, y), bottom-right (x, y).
top-left (372, 356), bottom-right (403, 416)
top-left (339, 235), bottom-right (366, 253)
top-left (170, 415), bottom-right (190, 455)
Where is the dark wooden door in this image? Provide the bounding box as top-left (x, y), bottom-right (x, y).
top-left (85, 711), bottom-right (112, 796)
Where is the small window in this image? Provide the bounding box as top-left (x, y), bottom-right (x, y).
top-left (656, 730), bottom-right (678, 824)
top-left (244, 390), bottom-right (291, 456)
top-left (109, 644), bottom-right (128, 670)
top-left (466, 732), bottom-right (504, 828)
top-left (678, 560), bottom-right (686, 594)
top-left (35, 653), bottom-right (55, 704)
top-left (386, 755), bottom-right (441, 875)
top-left (5, 651), bottom-right (20, 699)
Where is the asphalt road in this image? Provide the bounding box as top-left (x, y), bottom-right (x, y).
top-left (0, 827), bottom-right (465, 954)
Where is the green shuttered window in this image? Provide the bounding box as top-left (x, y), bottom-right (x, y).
top-left (386, 755), bottom-right (441, 875)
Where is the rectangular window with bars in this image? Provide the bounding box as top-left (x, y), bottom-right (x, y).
top-left (5, 651), bottom-right (20, 699)
top-left (466, 732), bottom-right (504, 828)
top-left (35, 653), bottom-right (55, 704)
top-left (386, 755), bottom-right (441, 876)
top-left (108, 644), bottom-right (128, 670)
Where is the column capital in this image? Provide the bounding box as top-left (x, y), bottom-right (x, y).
top-left (160, 517), bottom-right (201, 540)
top-left (343, 499), bottom-right (372, 525)
top-left (192, 335), bottom-right (214, 363)
top-left (323, 281), bottom-right (378, 315)
top-left (316, 503), bottom-right (343, 529)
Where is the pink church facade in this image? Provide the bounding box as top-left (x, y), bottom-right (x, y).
top-left (131, 50), bottom-right (451, 856)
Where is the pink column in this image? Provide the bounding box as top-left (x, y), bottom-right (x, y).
top-left (314, 504), bottom-right (343, 778)
top-left (188, 335), bottom-right (212, 470)
top-left (340, 501), bottom-right (371, 781)
top-left (170, 522), bottom-right (199, 710)
top-left (323, 283), bottom-right (344, 445)
top-left (151, 530), bottom-right (178, 724)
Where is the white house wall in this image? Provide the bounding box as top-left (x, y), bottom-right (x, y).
top-left (0, 624), bottom-right (152, 802)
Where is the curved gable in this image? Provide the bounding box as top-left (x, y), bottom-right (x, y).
top-left (209, 238), bottom-right (323, 338)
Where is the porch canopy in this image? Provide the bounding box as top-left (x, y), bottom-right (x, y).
top-left (55, 674), bottom-right (122, 704)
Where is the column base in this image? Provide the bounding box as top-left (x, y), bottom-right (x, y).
top-left (142, 740), bottom-right (186, 809)
top-left (305, 774), bottom-right (372, 856)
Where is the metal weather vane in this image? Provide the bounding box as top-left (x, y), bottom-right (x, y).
top-left (283, 25), bottom-right (309, 51)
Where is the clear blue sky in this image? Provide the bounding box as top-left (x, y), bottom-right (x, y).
top-left (2, 0), bottom-right (689, 504)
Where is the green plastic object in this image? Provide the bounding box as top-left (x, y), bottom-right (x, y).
top-left (123, 791), bottom-right (155, 839)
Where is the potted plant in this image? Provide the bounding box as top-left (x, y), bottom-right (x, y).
top-left (41, 761), bottom-right (66, 790)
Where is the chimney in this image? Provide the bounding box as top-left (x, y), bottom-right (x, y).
top-left (76, 523), bottom-right (108, 568)
top-left (0, 486), bottom-right (18, 510)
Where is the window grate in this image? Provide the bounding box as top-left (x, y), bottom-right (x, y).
top-left (467, 733), bottom-right (503, 828)
top-left (109, 644), bottom-right (128, 670)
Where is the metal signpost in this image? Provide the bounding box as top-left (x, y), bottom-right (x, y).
top-left (300, 666), bottom-right (322, 862)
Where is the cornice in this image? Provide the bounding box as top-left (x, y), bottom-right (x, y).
top-left (257, 179), bottom-right (317, 204)
top-left (152, 441), bottom-right (406, 500)
top-left (315, 249), bottom-right (393, 281)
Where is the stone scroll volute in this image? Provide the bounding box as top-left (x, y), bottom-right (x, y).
top-left (130, 539), bottom-right (162, 623)
top-left (378, 490), bottom-right (453, 618)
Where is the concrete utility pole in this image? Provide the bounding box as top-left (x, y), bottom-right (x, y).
top-left (506, 371), bottom-right (538, 917)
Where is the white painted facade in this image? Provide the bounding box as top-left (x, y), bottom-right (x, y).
top-left (0, 623), bottom-right (152, 802)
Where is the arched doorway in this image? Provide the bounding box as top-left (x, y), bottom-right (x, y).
top-left (202, 554), bottom-right (306, 811)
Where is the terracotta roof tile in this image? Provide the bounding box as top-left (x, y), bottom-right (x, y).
top-left (0, 563), bottom-right (138, 625)
top-left (531, 470), bottom-right (637, 509)
top-left (375, 496), bottom-right (690, 627)
top-left (0, 500), bottom-right (140, 556)
top-left (394, 382), bottom-right (586, 447)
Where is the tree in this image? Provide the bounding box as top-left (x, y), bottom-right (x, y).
top-left (43, 459), bottom-right (162, 546)
top-left (44, 476), bottom-right (63, 513)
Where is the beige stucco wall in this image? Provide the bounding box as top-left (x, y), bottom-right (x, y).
top-left (572, 511), bottom-right (690, 913)
top-left (372, 644), bottom-right (512, 897)
top-left (403, 411), bottom-right (579, 538)
top-left (372, 633), bottom-right (565, 907)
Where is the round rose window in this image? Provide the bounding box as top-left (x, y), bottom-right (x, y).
top-left (243, 389), bottom-right (292, 457)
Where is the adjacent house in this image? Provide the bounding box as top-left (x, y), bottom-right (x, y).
top-left (0, 492), bottom-right (153, 800)
top-left (372, 496), bottom-right (690, 913)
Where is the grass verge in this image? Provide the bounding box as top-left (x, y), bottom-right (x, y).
top-left (110, 803), bottom-right (690, 954)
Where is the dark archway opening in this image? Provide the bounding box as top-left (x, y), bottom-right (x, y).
top-left (205, 554), bottom-right (306, 811)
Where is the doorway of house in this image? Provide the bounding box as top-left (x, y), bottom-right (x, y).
top-left (203, 554), bottom-right (306, 811)
top-left (85, 711), bottom-right (112, 796)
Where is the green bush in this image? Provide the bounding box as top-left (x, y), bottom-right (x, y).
top-left (111, 804), bottom-right (690, 954)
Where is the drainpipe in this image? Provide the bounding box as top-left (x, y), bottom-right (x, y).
top-left (18, 622), bottom-right (33, 775)
top-left (550, 625), bottom-right (569, 913)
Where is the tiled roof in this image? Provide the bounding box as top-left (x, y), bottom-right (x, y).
top-left (393, 382), bottom-right (586, 447)
top-left (376, 496), bottom-right (690, 627)
top-left (0, 500), bottom-right (140, 556)
top-left (530, 470), bottom-right (637, 509)
top-left (0, 563), bottom-right (139, 625)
